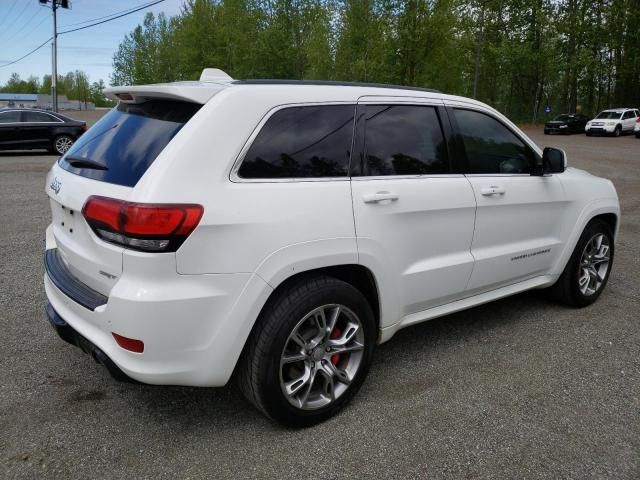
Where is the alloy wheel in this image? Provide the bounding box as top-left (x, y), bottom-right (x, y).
top-left (279, 304), bottom-right (365, 410)
top-left (578, 233), bottom-right (610, 296)
top-left (55, 136), bottom-right (73, 154)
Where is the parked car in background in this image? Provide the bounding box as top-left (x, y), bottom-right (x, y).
top-left (585, 108), bottom-right (639, 136)
top-left (0, 108), bottom-right (86, 154)
top-left (544, 113), bottom-right (589, 134)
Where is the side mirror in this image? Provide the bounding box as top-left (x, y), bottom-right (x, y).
top-left (541, 147), bottom-right (567, 174)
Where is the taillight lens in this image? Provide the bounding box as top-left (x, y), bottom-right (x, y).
top-left (82, 196), bottom-right (203, 252)
top-left (636, 117), bottom-right (640, 123)
top-left (80, 123), bottom-right (87, 131)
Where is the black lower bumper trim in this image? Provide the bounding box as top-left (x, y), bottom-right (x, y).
top-left (45, 302), bottom-right (138, 383)
top-left (44, 248), bottom-right (107, 311)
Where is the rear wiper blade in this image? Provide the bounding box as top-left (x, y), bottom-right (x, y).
top-left (65, 155), bottom-right (108, 171)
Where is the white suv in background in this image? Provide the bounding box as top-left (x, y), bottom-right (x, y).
top-left (585, 108), bottom-right (639, 136)
top-left (44, 69), bottom-right (620, 426)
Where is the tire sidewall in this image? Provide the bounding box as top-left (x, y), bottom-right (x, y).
top-left (259, 280), bottom-right (376, 427)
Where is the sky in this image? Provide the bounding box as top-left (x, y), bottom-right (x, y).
top-left (0, 0), bottom-right (184, 86)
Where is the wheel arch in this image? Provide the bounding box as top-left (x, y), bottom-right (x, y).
top-left (259, 264), bottom-right (381, 336)
top-left (551, 201), bottom-right (619, 277)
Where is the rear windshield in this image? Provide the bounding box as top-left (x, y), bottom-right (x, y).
top-left (59, 100), bottom-right (201, 187)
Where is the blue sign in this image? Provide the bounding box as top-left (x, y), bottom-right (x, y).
top-left (544, 105), bottom-right (552, 113)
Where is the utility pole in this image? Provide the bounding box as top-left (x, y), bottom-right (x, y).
top-left (473, 0), bottom-right (491, 99)
top-left (40, 0), bottom-right (70, 112)
top-left (51, 0), bottom-right (57, 112)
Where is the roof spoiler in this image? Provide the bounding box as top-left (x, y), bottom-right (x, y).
top-left (103, 69), bottom-right (233, 105)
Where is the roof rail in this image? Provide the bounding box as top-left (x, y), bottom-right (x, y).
top-left (232, 79), bottom-right (441, 94)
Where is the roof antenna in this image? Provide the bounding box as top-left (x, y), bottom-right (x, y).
top-left (200, 69), bottom-right (233, 82)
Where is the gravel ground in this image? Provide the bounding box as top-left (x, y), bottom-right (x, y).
top-left (0, 128), bottom-right (638, 479)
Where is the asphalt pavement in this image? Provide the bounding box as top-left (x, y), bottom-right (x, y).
top-left (0, 128), bottom-right (638, 479)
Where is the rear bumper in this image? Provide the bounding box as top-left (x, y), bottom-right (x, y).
top-left (45, 302), bottom-right (135, 383)
top-left (43, 242), bottom-right (273, 387)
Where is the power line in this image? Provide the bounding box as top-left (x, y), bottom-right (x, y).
top-left (58, 0), bottom-right (165, 35)
top-left (0, 7), bottom-right (47, 43)
top-left (5, 0), bottom-right (32, 32)
top-left (60, 1), bottom-right (165, 28)
top-left (0, 37), bottom-right (52, 69)
top-left (0, 0), bottom-right (22, 32)
top-left (0, 0), bottom-right (165, 69)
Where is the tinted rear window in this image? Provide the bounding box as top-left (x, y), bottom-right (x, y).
top-left (59, 100), bottom-right (201, 187)
top-left (238, 105), bottom-right (355, 179)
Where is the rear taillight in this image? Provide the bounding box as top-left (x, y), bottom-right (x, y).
top-left (82, 196), bottom-right (203, 252)
top-left (636, 117), bottom-right (640, 123)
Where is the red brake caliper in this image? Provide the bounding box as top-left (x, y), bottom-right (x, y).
top-left (330, 327), bottom-right (342, 366)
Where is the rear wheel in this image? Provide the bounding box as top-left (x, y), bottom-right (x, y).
top-left (53, 135), bottom-right (74, 155)
top-left (237, 275), bottom-right (376, 427)
top-left (550, 219), bottom-right (614, 307)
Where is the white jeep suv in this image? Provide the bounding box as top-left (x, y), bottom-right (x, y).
top-left (44, 69), bottom-right (620, 426)
top-left (585, 107), bottom-right (639, 136)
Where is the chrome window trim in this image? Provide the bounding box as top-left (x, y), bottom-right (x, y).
top-left (229, 101), bottom-right (357, 184)
top-left (351, 173), bottom-right (465, 181)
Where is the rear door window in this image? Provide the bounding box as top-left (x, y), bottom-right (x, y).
top-left (238, 105), bottom-right (355, 179)
top-left (0, 111), bottom-right (21, 123)
top-left (24, 111), bottom-right (58, 123)
top-left (360, 105), bottom-right (448, 176)
top-left (59, 100), bottom-right (201, 187)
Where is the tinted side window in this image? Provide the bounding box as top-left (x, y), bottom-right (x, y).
top-left (0, 111), bottom-right (21, 123)
top-left (454, 109), bottom-right (533, 174)
top-left (363, 105), bottom-right (448, 176)
top-left (24, 111), bottom-right (57, 122)
top-left (238, 105), bottom-right (355, 179)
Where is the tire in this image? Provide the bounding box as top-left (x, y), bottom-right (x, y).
top-left (613, 125), bottom-right (621, 137)
top-left (586, 131), bottom-right (592, 137)
top-left (52, 135), bottom-right (74, 155)
top-left (544, 130), bottom-right (549, 135)
top-left (549, 219), bottom-right (614, 308)
top-left (237, 274), bottom-right (376, 427)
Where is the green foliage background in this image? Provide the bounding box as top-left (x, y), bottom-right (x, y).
top-left (4, 0), bottom-right (638, 121)
top-left (111, 0), bottom-right (639, 122)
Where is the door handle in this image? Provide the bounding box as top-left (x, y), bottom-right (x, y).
top-left (363, 191), bottom-right (399, 204)
top-left (480, 185), bottom-right (506, 196)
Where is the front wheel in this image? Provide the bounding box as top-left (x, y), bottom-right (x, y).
top-left (550, 219), bottom-right (614, 307)
top-left (52, 135), bottom-right (74, 155)
top-left (237, 275), bottom-right (376, 427)
top-left (613, 125), bottom-right (621, 137)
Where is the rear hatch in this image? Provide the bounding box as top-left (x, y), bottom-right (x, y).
top-left (46, 99), bottom-right (202, 297)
